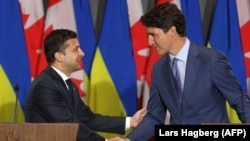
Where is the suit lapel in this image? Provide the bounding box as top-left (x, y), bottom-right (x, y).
top-left (182, 43), bottom-right (200, 105)
top-left (161, 56), bottom-right (181, 110)
top-left (47, 66), bottom-right (75, 113)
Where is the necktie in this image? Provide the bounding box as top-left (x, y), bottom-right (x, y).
top-left (66, 79), bottom-right (74, 101)
top-left (172, 58), bottom-right (182, 103)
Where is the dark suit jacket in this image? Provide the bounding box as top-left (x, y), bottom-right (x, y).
top-left (128, 41), bottom-right (250, 141)
top-left (25, 66), bottom-right (126, 141)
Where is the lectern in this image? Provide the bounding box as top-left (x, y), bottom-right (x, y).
top-left (0, 123), bottom-right (79, 141)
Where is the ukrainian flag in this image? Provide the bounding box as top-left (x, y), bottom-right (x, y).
top-left (89, 0), bottom-right (137, 138)
top-left (73, 0), bottom-right (97, 99)
top-left (180, 0), bottom-right (204, 45)
top-left (0, 0), bottom-right (31, 122)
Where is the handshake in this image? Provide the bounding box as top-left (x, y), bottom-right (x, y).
top-left (108, 107), bottom-right (146, 141)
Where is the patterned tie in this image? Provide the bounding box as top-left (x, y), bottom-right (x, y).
top-left (66, 79), bottom-right (74, 102)
top-left (172, 58), bottom-right (182, 103)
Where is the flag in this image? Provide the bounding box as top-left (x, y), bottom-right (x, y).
top-left (236, 0), bottom-right (250, 96)
top-left (208, 0), bottom-right (247, 123)
top-left (89, 0), bottom-right (137, 138)
top-left (127, 0), bottom-right (149, 109)
top-left (0, 0), bottom-right (31, 122)
top-left (19, 0), bottom-right (45, 79)
top-left (73, 0), bottom-right (97, 101)
top-left (37, 0), bottom-right (77, 74)
top-left (157, 0), bottom-right (173, 5)
top-left (37, 0), bottom-right (85, 98)
top-left (180, 0), bottom-right (204, 45)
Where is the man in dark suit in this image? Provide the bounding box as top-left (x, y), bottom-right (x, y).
top-left (111, 2), bottom-right (250, 141)
top-left (25, 29), bottom-right (146, 141)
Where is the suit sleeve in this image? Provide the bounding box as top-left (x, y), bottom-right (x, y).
top-left (211, 51), bottom-right (250, 122)
top-left (31, 81), bottom-right (126, 141)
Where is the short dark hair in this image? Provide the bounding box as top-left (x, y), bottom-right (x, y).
top-left (44, 29), bottom-right (77, 64)
top-left (140, 2), bottom-right (186, 36)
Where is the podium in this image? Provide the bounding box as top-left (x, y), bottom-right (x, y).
top-left (0, 123), bottom-right (79, 141)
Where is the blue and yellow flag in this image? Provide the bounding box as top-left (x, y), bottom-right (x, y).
top-left (180, 0), bottom-right (204, 45)
top-left (0, 0), bottom-right (31, 122)
top-left (89, 0), bottom-right (137, 137)
top-left (208, 0), bottom-right (247, 123)
top-left (73, 0), bottom-right (97, 98)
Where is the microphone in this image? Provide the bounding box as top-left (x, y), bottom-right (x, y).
top-left (13, 84), bottom-right (19, 123)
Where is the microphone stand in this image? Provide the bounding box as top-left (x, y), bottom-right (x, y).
top-left (13, 84), bottom-right (19, 123)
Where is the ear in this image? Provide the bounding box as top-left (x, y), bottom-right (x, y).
top-left (169, 26), bottom-right (177, 37)
top-left (54, 52), bottom-right (64, 62)
top-left (169, 26), bottom-right (176, 33)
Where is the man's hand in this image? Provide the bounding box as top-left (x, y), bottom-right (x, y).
top-left (130, 107), bottom-right (147, 128)
top-left (108, 137), bottom-right (129, 141)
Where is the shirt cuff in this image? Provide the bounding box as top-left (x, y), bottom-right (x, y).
top-left (125, 117), bottom-right (131, 130)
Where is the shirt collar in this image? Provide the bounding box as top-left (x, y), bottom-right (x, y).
top-left (169, 38), bottom-right (190, 62)
top-left (50, 66), bottom-right (70, 81)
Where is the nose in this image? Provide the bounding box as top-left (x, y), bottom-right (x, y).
top-left (148, 36), bottom-right (154, 46)
top-left (79, 48), bottom-right (85, 57)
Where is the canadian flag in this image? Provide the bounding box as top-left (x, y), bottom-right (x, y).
top-left (37, 0), bottom-right (85, 98)
top-left (236, 0), bottom-right (250, 95)
top-left (19, 0), bottom-right (45, 80)
top-left (127, 0), bottom-right (150, 109)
